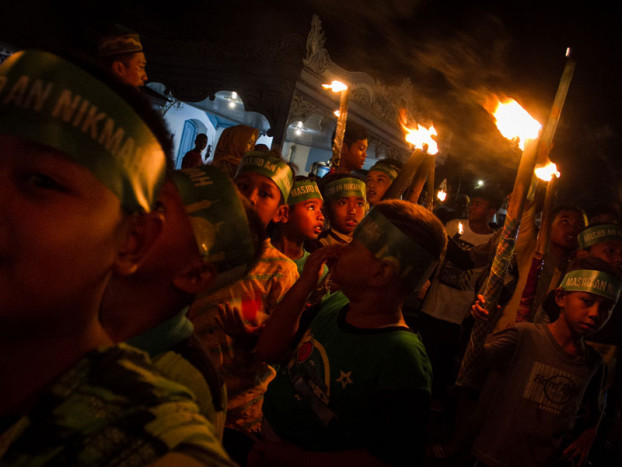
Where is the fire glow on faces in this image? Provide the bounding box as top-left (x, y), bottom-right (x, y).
top-left (329, 196), bottom-right (366, 235)
top-left (285, 198), bottom-right (325, 241)
top-left (0, 135), bottom-right (129, 323)
top-left (342, 139), bottom-right (368, 171)
top-left (365, 170), bottom-right (392, 205)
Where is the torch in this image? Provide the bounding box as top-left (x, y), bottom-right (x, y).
top-left (322, 80), bottom-right (349, 172)
top-left (383, 121), bottom-right (438, 200)
top-left (515, 162), bottom-right (561, 322)
top-left (456, 98), bottom-right (542, 389)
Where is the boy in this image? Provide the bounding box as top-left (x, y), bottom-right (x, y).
top-left (252, 200), bottom-right (447, 465)
top-left (188, 152), bottom-right (299, 435)
top-left (307, 174), bottom-right (367, 250)
top-left (365, 158), bottom-right (402, 205)
top-left (416, 185), bottom-right (501, 403)
top-left (0, 49), bottom-right (232, 465)
top-left (101, 165), bottom-right (263, 439)
top-left (271, 176), bottom-right (325, 274)
top-left (333, 121), bottom-right (368, 174)
top-left (97, 28), bottom-right (148, 88)
top-left (182, 132), bottom-right (208, 168)
top-left (472, 256), bottom-right (620, 467)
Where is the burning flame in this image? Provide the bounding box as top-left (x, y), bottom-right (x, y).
top-left (535, 161), bottom-right (561, 182)
top-left (322, 80), bottom-right (348, 92)
top-left (491, 98), bottom-right (542, 150)
top-left (458, 222), bottom-right (464, 235)
top-left (334, 110), bottom-right (341, 117)
top-left (437, 190), bottom-right (447, 202)
top-left (401, 122), bottom-right (439, 155)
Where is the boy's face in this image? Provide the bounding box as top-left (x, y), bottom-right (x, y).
top-left (329, 195), bottom-right (366, 235)
top-left (588, 240), bottom-right (622, 275)
top-left (331, 239), bottom-right (375, 292)
top-left (235, 171), bottom-right (285, 228)
top-left (0, 135), bottom-right (128, 322)
top-left (468, 197), bottom-right (495, 223)
top-left (342, 139), bottom-right (368, 171)
top-left (132, 180), bottom-right (199, 279)
top-left (365, 170), bottom-right (391, 205)
top-left (550, 210), bottom-right (585, 251)
top-left (285, 199), bottom-right (325, 241)
top-left (555, 290), bottom-right (615, 336)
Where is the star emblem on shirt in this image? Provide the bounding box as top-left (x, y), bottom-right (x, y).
top-left (336, 370), bottom-right (353, 389)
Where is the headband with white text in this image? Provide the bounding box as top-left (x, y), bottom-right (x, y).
top-left (0, 50), bottom-right (166, 212)
top-left (322, 177), bottom-right (366, 203)
top-left (287, 179), bottom-right (323, 206)
top-left (577, 224), bottom-right (622, 250)
top-left (235, 152), bottom-right (294, 202)
top-left (353, 207), bottom-right (438, 291)
top-left (560, 269), bottom-right (622, 303)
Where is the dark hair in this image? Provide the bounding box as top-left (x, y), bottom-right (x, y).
top-left (551, 204), bottom-right (587, 226)
top-left (469, 184), bottom-right (503, 210)
top-left (587, 201), bottom-right (620, 225)
top-left (566, 255), bottom-right (620, 279)
top-left (331, 120), bottom-right (368, 148)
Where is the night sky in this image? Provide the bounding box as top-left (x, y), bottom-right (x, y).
top-left (3, 0), bottom-right (621, 212)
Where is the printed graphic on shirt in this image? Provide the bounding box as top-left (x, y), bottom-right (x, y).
top-left (523, 361), bottom-right (581, 415)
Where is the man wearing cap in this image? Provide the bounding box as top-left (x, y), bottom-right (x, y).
top-left (0, 49), bottom-right (233, 465)
top-left (101, 165), bottom-right (263, 440)
top-left (98, 29), bottom-right (148, 87)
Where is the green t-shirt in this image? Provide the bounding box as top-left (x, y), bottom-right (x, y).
top-left (263, 292), bottom-right (432, 463)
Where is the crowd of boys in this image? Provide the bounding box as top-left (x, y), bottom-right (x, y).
top-left (2, 29), bottom-right (622, 467)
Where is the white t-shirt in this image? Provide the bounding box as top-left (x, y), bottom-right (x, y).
top-left (422, 219), bottom-right (495, 325)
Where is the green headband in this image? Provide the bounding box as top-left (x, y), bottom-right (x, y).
top-left (0, 50), bottom-right (165, 212)
top-left (353, 207), bottom-right (438, 292)
top-left (171, 166), bottom-right (256, 290)
top-left (577, 224), bottom-right (622, 250)
top-left (287, 179), bottom-right (323, 206)
top-left (235, 152), bottom-right (294, 201)
top-left (560, 269), bottom-right (622, 303)
top-left (322, 177), bottom-right (366, 203)
top-left (369, 161), bottom-right (399, 181)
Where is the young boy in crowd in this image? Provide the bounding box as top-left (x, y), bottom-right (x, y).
top-left (252, 200), bottom-right (447, 466)
top-left (472, 256), bottom-right (620, 467)
top-left (101, 165), bottom-right (263, 439)
top-left (307, 174), bottom-right (367, 251)
top-left (0, 49), bottom-right (232, 465)
top-left (332, 121), bottom-right (369, 174)
top-left (271, 176), bottom-right (325, 274)
top-left (188, 152), bottom-right (299, 436)
top-left (365, 158), bottom-right (402, 205)
top-left (415, 185), bottom-right (501, 406)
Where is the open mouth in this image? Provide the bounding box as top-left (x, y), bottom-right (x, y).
top-left (345, 218), bottom-right (358, 227)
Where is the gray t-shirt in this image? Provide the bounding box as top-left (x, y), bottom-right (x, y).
top-left (473, 323), bottom-right (605, 467)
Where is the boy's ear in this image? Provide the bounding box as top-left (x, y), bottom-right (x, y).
top-left (554, 288), bottom-right (566, 308)
top-left (369, 260), bottom-right (396, 288)
top-left (113, 211), bottom-right (163, 276)
top-left (172, 260), bottom-right (217, 295)
top-left (272, 204), bottom-right (289, 224)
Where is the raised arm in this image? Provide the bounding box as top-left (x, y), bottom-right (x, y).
top-left (256, 245), bottom-right (343, 363)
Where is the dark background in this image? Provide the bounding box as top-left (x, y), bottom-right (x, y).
top-left (3, 0), bottom-right (621, 213)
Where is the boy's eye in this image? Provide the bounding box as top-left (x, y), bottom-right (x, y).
top-left (259, 190), bottom-right (273, 199)
top-left (337, 200), bottom-right (347, 207)
top-left (357, 202), bottom-right (365, 208)
top-left (27, 173), bottom-right (65, 192)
